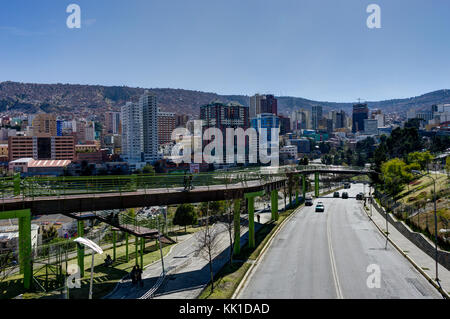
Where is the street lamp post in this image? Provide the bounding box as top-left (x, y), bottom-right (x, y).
top-left (412, 170), bottom-right (439, 283)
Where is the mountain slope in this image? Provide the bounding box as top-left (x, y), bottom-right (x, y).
top-left (0, 81), bottom-right (448, 117)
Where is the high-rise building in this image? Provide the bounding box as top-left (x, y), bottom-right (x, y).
top-left (364, 119), bottom-right (379, 135)
top-left (141, 91), bottom-right (159, 163)
top-left (249, 94), bottom-right (278, 118)
top-left (157, 109), bottom-right (176, 145)
top-left (200, 102), bottom-right (249, 131)
top-left (352, 103), bottom-right (369, 133)
top-left (334, 110), bottom-right (346, 129)
top-left (121, 102), bottom-right (144, 165)
top-left (311, 106), bottom-right (323, 130)
top-left (175, 114), bottom-right (189, 128)
top-left (32, 114), bottom-right (57, 137)
top-left (121, 91), bottom-right (159, 168)
top-left (279, 115), bottom-right (291, 135)
top-left (105, 112), bottom-right (121, 134)
top-left (291, 109), bottom-right (310, 131)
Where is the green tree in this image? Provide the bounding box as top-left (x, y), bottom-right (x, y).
top-left (173, 204), bottom-right (197, 232)
top-left (381, 158), bottom-right (411, 196)
top-left (407, 151), bottom-right (434, 171)
top-left (142, 164), bottom-right (155, 175)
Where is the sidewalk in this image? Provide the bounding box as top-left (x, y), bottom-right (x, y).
top-left (366, 201), bottom-right (450, 297)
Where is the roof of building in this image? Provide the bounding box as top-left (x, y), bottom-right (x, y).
top-left (29, 160), bottom-right (72, 168)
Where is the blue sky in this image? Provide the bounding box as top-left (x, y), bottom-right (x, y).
top-left (0, 0), bottom-right (449, 102)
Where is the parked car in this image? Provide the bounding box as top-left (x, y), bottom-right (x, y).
top-left (333, 191), bottom-right (340, 198)
top-left (305, 196), bottom-right (313, 206)
top-left (342, 192), bottom-right (349, 199)
top-left (315, 202), bottom-right (325, 212)
top-left (344, 182), bottom-right (351, 189)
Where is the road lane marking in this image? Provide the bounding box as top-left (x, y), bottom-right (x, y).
top-left (327, 208), bottom-right (344, 299)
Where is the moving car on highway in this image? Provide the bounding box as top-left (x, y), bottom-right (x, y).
top-left (333, 191), bottom-right (340, 198)
top-left (356, 192), bottom-right (364, 200)
top-left (305, 196), bottom-right (313, 206)
top-left (315, 202), bottom-right (325, 212)
top-left (342, 192), bottom-right (349, 199)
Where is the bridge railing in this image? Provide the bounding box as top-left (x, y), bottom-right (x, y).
top-left (0, 171), bottom-right (273, 200)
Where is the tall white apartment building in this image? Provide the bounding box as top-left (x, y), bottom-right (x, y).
top-left (121, 102), bottom-right (144, 167)
top-left (121, 91), bottom-right (159, 170)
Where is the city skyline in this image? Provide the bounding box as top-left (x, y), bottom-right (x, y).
top-left (1, 0), bottom-right (450, 102)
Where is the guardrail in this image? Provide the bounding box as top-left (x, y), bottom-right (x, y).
top-left (0, 165), bottom-right (371, 202)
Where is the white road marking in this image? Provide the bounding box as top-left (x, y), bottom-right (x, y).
top-left (327, 207), bottom-right (344, 299)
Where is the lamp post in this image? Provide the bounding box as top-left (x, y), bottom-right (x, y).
top-left (412, 170), bottom-right (439, 283)
top-left (74, 237), bottom-right (103, 299)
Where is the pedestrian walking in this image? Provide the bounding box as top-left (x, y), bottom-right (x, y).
top-left (131, 266), bottom-right (137, 285)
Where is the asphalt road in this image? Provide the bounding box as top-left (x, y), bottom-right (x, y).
top-left (238, 183), bottom-right (442, 299)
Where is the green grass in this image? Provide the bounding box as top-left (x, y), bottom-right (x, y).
top-left (1, 238), bottom-right (173, 299)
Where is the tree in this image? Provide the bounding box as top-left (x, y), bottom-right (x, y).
top-left (381, 158), bottom-right (412, 196)
top-left (195, 202), bottom-right (224, 294)
top-left (42, 225), bottom-right (58, 243)
top-left (142, 164), bottom-right (155, 175)
top-left (407, 151), bottom-right (434, 171)
top-left (173, 204), bottom-right (197, 232)
top-left (209, 201), bottom-right (226, 216)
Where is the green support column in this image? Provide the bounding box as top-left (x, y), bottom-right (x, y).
top-left (140, 237), bottom-right (144, 269)
top-left (315, 172), bottom-right (319, 197)
top-left (135, 236), bottom-right (138, 266)
top-left (125, 233), bottom-right (129, 262)
top-left (14, 173), bottom-right (21, 196)
top-left (271, 190), bottom-right (279, 221)
top-left (1, 210), bottom-right (32, 289)
top-left (19, 212), bottom-right (32, 289)
top-left (244, 190), bottom-right (265, 249)
top-left (112, 230), bottom-right (117, 261)
top-left (302, 175), bottom-right (306, 200)
top-left (233, 199), bottom-right (241, 256)
top-left (295, 190), bottom-right (299, 205)
top-left (77, 220), bottom-right (85, 278)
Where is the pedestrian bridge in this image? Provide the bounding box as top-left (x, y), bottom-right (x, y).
top-left (0, 165), bottom-right (374, 215)
top-left (0, 164), bottom-right (374, 289)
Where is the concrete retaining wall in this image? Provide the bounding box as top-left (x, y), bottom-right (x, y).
top-left (372, 201), bottom-right (450, 271)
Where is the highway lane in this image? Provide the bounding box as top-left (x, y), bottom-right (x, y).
top-left (238, 183), bottom-right (442, 299)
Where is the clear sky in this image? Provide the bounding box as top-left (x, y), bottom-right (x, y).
top-left (1, 0), bottom-right (449, 102)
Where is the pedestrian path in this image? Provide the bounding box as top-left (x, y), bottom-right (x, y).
top-left (366, 201), bottom-right (450, 298)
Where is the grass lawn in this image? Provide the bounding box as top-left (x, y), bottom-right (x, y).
top-left (1, 238), bottom-right (173, 299)
top-left (399, 174), bottom-right (448, 204)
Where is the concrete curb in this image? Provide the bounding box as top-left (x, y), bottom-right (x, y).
top-left (231, 204), bottom-right (303, 299)
top-left (363, 205), bottom-right (449, 299)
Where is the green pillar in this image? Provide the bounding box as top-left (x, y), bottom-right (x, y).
top-left (140, 237), bottom-right (144, 269)
top-left (295, 190), bottom-right (299, 205)
top-left (302, 175), bottom-right (306, 200)
top-left (315, 172), bottom-right (319, 197)
top-left (14, 173), bottom-right (21, 196)
top-left (271, 190), bottom-right (278, 221)
top-left (233, 199), bottom-right (241, 256)
top-left (135, 236), bottom-right (138, 266)
top-left (0, 210), bottom-right (32, 289)
top-left (77, 220), bottom-right (85, 278)
top-left (18, 212), bottom-right (32, 289)
top-left (245, 190), bottom-right (265, 249)
top-left (125, 233), bottom-right (129, 262)
top-left (112, 231), bottom-right (117, 261)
